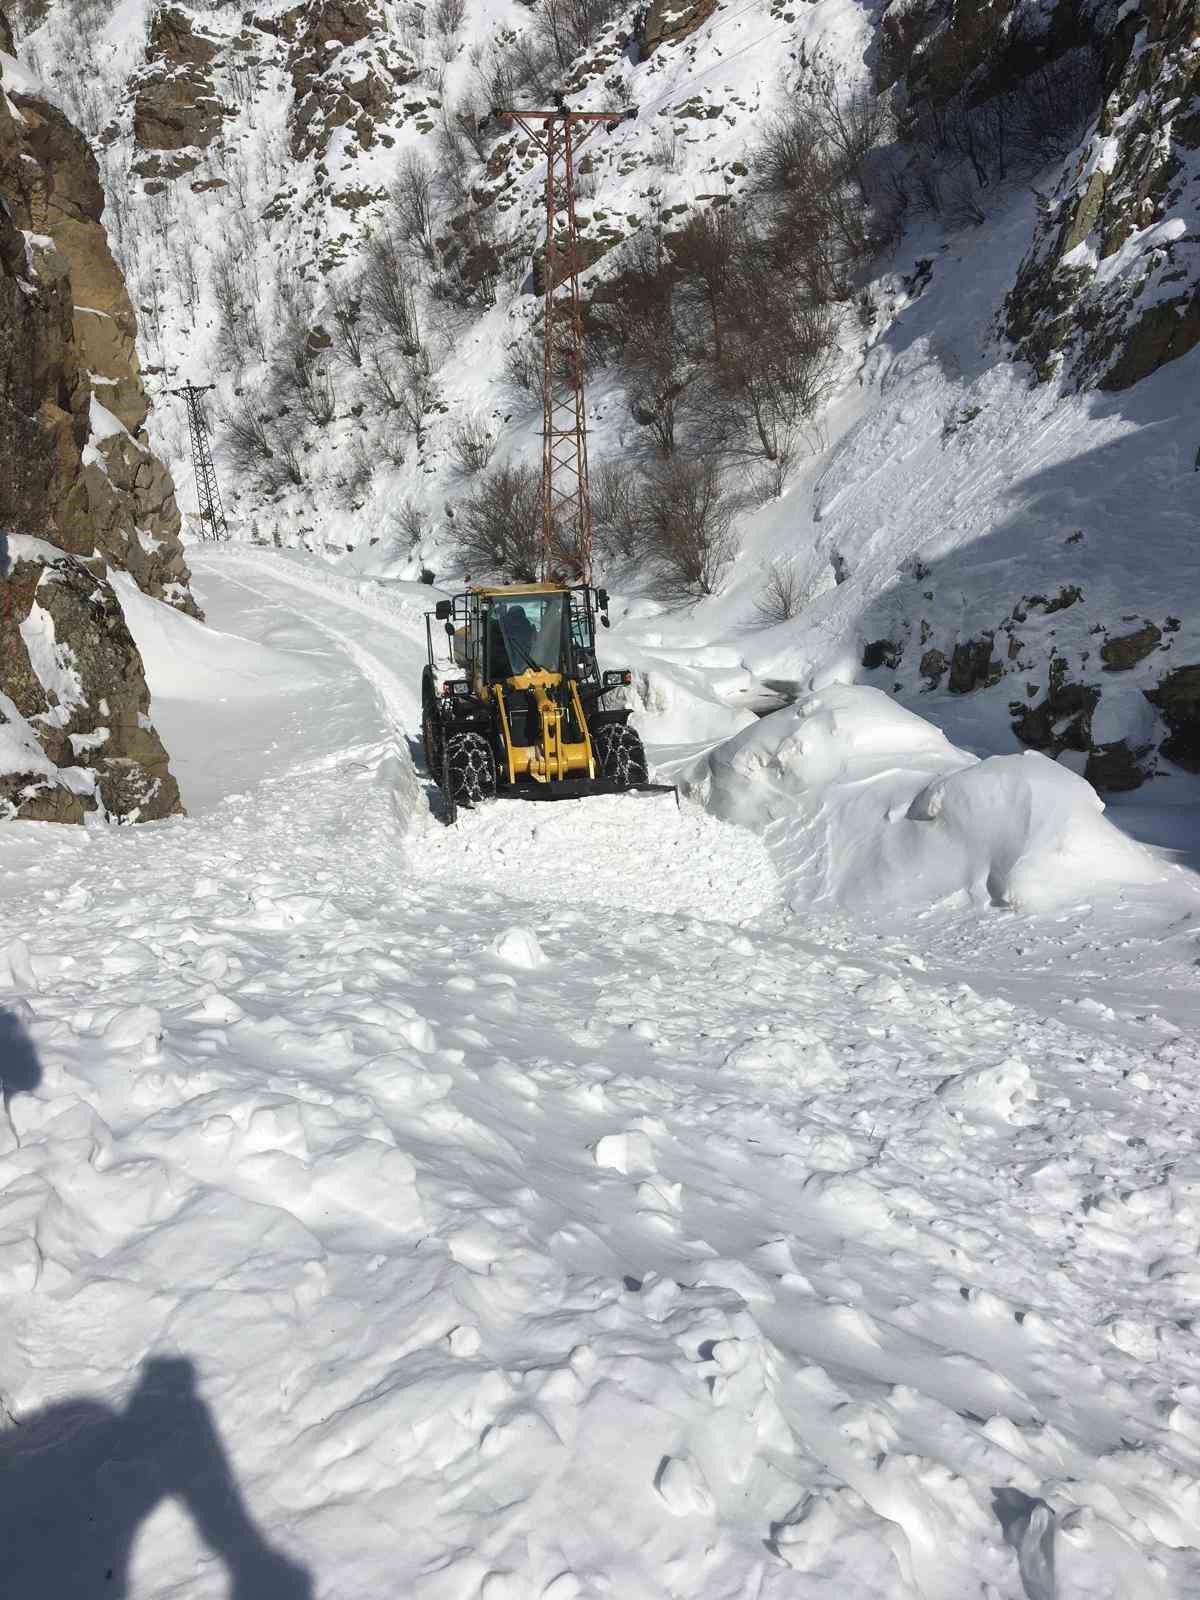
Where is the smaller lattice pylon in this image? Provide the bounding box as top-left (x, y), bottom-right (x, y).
top-left (163, 382), bottom-right (230, 544)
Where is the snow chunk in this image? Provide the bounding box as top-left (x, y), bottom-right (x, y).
top-left (937, 1056), bottom-right (1038, 1126)
top-left (490, 925), bottom-right (548, 968)
top-left (594, 1130), bottom-right (655, 1174)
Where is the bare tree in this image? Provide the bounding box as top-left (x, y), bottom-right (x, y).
top-left (605, 231), bottom-right (693, 457)
top-left (591, 461), bottom-right (645, 563)
top-left (361, 230), bottom-right (423, 355)
top-left (396, 498), bottom-right (432, 545)
top-left (327, 279), bottom-right (364, 369)
top-left (390, 154), bottom-right (440, 269)
top-left (224, 404), bottom-right (304, 492)
top-left (641, 458), bottom-right (738, 597)
top-left (452, 462), bottom-right (544, 581)
top-left (449, 415), bottom-right (497, 474)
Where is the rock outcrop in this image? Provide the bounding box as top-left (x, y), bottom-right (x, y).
top-left (1005, 0), bottom-right (1200, 389)
top-left (1, 44), bottom-right (191, 822)
top-left (132, 5), bottom-right (229, 183)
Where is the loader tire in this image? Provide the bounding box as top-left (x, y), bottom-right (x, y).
top-left (593, 723), bottom-right (648, 789)
top-left (422, 709), bottom-right (442, 776)
top-left (444, 731), bottom-right (497, 810)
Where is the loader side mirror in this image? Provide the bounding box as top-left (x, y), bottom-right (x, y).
top-left (602, 669), bottom-right (632, 691)
top-left (435, 599), bottom-right (452, 620)
top-left (596, 588), bottom-right (609, 610)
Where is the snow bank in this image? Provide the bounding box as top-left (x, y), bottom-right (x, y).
top-left (111, 571), bottom-right (328, 702)
top-left (705, 685), bottom-right (1164, 915)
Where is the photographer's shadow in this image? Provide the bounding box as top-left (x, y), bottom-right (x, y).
top-left (0, 1356), bottom-right (312, 1599)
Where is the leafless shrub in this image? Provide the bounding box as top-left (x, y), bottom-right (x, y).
top-left (395, 349), bottom-right (441, 443)
top-left (341, 437), bottom-right (374, 508)
top-left (751, 559), bottom-right (806, 627)
top-left (899, 42), bottom-right (1104, 220)
top-left (327, 279), bottom-right (364, 368)
top-left (211, 243), bottom-right (267, 371)
top-left (361, 230), bottom-right (423, 354)
top-left (591, 461), bottom-right (645, 563)
top-left (272, 316), bottom-right (337, 426)
top-left (717, 293), bottom-right (840, 465)
top-left (362, 347), bottom-right (407, 414)
top-left (434, 0), bottom-right (466, 38)
top-left (534, 0), bottom-right (623, 68)
top-left (396, 498), bottom-right (432, 544)
top-left (449, 415), bottom-right (497, 474)
top-left (649, 124), bottom-right (680, 172)
top-left (505, 334), bottom-right (545, 403)
top-left (641, 457), bottom-right (737, 598)
top-left (452, 461), bottom-right (543, 582)
top-left (223, 404), bottom-right (303, 492)
top-left (390, 154), bottom-right (439, 269)
top-left (599, 229), bottom-right (700, 457)
top-left (379, 421), bottom-right (408, 468)
top-left (756, 61), bottom-right (900, 300)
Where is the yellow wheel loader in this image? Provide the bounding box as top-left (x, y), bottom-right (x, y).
top-left (421, 583), bottom-right (674, 821)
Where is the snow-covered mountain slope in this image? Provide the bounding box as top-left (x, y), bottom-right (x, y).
top-left (12, 0), bottom-right (1200, 798)
top-left (4, 546), bottom-right (1200, 1600)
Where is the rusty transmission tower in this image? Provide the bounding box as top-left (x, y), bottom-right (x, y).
top-left (496, 96), bottom-right (634, 583)
top-left (164, 382), bottom-right (230, 544)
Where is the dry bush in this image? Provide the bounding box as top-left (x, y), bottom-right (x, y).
top-left (390, 154), bottom-right (439, 269)
top-left (751, 560), bottom-right (806, 627)
top-left (756, 63), bottom-right (899, 300)
top-left (591, 460), bottom-right (645, 563)
top-left (603, 231), bottom-right (694, 457)
top-left (449, 415), bottom-right (497, 475)
top-left (396, 498), bottom-right (432, 544)
top-left (641, 458), bottom-right (737, 598)
top-left (899, 42), bottom-right (1103, 217)
top-left (452, 462), bottom-right (543, 582)
top-left (271, 315), bottom-right (337, 426)
top-left (224, 404), bottom-right (303, 492)
top-left (211, 243), bottom-right (267, 371)
top-left (504, 334), bottom-right (545, 402)
top-left (360, 231), bottom-right (423, 354)
top-left (434, 0), bottom-right (466, 38)
top-left (327, 280), bottom-right (364, 369)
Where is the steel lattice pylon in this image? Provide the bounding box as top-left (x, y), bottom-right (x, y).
top-left (165, 382), bottom-right (229, 544)
top-left (497, 98), bottom-right (634, 584)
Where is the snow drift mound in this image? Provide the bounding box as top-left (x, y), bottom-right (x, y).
top-left (705, 685), bottom-right (1165, 915)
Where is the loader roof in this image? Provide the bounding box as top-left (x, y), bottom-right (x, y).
top-left (471, 583), bottom-right (568, 598)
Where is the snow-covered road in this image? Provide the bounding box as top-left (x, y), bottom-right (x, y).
top-left (4, 550), bottom-right (1200, 1599)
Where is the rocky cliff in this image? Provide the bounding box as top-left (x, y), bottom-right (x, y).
top-left (1, 28), bottom-right (193, 822)
top-left (1005, 0), bottom-right (1200, 390)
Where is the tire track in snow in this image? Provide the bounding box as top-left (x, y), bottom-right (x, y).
top-left (203, 554), bottom-right (426, 738)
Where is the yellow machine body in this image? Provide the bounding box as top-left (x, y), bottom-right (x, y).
top-left (455, 585), bottom-right (597, 785)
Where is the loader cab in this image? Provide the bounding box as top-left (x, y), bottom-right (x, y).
top-left (433, 583), bottom-right (605, 693)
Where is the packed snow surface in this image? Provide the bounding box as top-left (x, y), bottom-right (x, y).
top-left (4, 550), bottom-right (1200, 1600)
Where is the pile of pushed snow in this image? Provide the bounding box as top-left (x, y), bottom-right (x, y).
top-left (704, 684), bottom-right (1165, 915)
top-left (417, 790), bottom-right (779, 923)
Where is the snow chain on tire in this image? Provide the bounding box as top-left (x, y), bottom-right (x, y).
top-left (443, 731), bottom-right (497, 811)
top-left (593, 723), bottom-right (649, 789)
